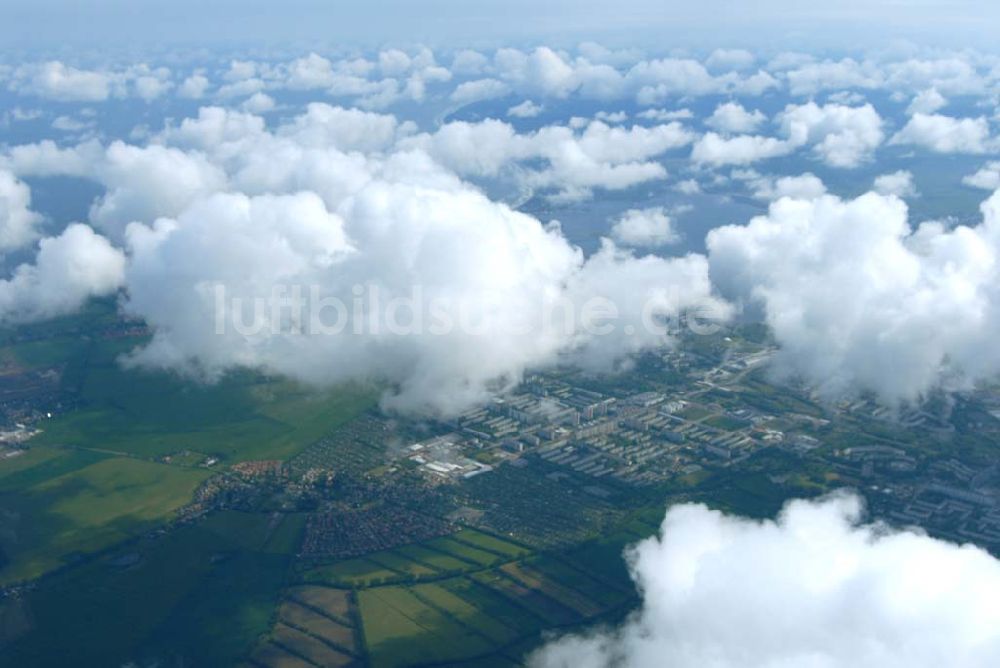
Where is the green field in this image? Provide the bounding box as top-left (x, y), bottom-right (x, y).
top-left (423, 536), bottom-right (505, 567)
top-left (0, 454), bottom-right (210, 584)
top-left (394, 543), bottom-right (476, 572)
top-left (438, 577), bottom-right (547, 635)
top-left (270, 622), bottom-right (354, 667)
top-left (276, 600), bottom-right (357, 653)
top-left (0, 310), bottom-right (372, 586)
top-left (450, 528), bottom-right (532, 558)
top-left (366, 550), bottom-right (440, 578)
top-left (285, 523), bottom-right (643, 666)
top-left (302, 557), bottom-right (403, 587)
top-left (409, 581), bottom-right (521, 644)
top-left (0, 510), bottom-right (296, 667)
top-left (522, 556), bottom-right (630, 608)
top-left (287, 585), bottom-right (354, 621)
top-left (359, 586), bottom-right (496, 667)
top-left (33, 360), bottom-right (376, 463)
top-left (1, 310), bottom-right (376, 464)
top-left (355, 561), bottom-right (630, 667)
top-left (0, 446), bottom-right (103, 492)
top-left (501, 562), bottom-right (604, 618)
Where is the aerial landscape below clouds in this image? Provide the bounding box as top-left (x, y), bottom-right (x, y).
top-left (4, 4), bottom-right (1000, 666)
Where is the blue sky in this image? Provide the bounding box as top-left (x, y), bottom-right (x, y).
top-left (2, 1), bottom-right (996, 52)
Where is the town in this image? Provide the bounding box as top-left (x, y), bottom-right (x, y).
top-left (130, 328), bottom-right (1000, 561)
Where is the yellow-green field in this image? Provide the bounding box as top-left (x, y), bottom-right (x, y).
top-left (0, 453), bottom-right (209, 584)
top-left (294, 527), bottom-right (632, 666)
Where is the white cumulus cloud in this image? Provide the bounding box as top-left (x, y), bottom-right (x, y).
top-left (610, 207), bottom-right (679, 247)
top-left (531, 492), bottom-right (1000, 668)
top-left (693, 102), bottom-right (883, 168)
top-left (506, 100), bottom-right (543, 118)
top-left (747, 172), bottom-right (827, 201)
top-left (0, 169), bottom-right (44, 251)
top-left (874, 170), bottom-right (918, 198)
top-left (0, 224), bottom-right (125, 323)
top-left (0, 102), bottom-right (723, 415)
top-left (707, 189), bottom-right (1000, 403)
top-left (891, 113), bottom-right (992, 154)
top-left (705, 102), bottom-right (766, 134)
top-left (907, 88), bottom-right (948, 115)
top-left (964, 162), bottom-right (1000, 190)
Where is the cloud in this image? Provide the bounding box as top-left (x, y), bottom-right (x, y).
top-left (693, 102), bottom-right (882, 168)
top-left (241, 92), bottom-right (275, 113)
top-left (378, 48), bottom-right (414, 77)
top-left (6, 60), bottom-right (178, 102)
top-left (890, 113), bottom-right (992, 154)
top-left (628, 58), bottom-right (778, 103)
top-left (785, 58), bottom-right (881, 96)
top-left (778, 102), bottom-right (884, 168)
top-left (29, 47), bottom-right (976, 114)
top-left (222, 60), bottom-right (259, 82)
top-left (3, 103), bottom-right (415, 243)
top-left (496, 46), bottom-right (636, 100)
top-left (9, 61), bottom-right (116, 102)
top-left (3, 138), bottom-right (104, 177)
top-left (6, 137), bottom-right (227, 240)
top-left (0, 169), bottom-right (44, 251)
top-left (691, 133), bottom-right (793, 167)
top-left (963, 162), bottom-right (1000, 190)
top-left (610, 207), bottom-right (679, 247)
top-left (283, 53), bottom-right (340, 90)
top-left (874, 170), bottom-right (918, 198)
top-left (784, 57), bottom-right (984, 98)
top-left (450, 78), bottom-right (511, 105)
top-left (153, 106), bottom-right (267, 152)
top-left (122, 181), bottom-right (722, 415)
top-left (705, 102), bottom-right (766, 134)
top-left (637, 108), bottom-right (693, 122)
top-left (406, 118), bottom-right (693, 201)
top-left (177, 73), bottom-right (210, 99)
top-left (746, 172), bottom-right (827, 201)
top-left (508, 100), bottom-right (544, 118)
top-left (69, 47), bottom-right (984, 116)
top-left (883, 57), bottom-right (985, 95)
top-left (51, 115), bottom-right (91, 132)
top-left (827, 90), bottom-right (866, 105)
top-left (86, 143), bottom-right (226, 239)
top-left (470, 48), bottom-right (779, 104)
top-left (907, 88), bottom-right (947, 115)
top-left (0, 107), bottom-right (44, 126)
top-left (315, 49), bottom-right (450, 108)
top-left (673, 178), bottom-right (701, 195)
top-left (215, 77), bottom-right (265, 100)
top-left (450, 49), bottom-right (489, 76)
top-left (494, 47), bottom-right (584, 98)
top-left (705, 48), bottom-right (755, 71)
top-left (278, 103), bottom-right (413, 153)
top-left (0, 224), bottom-right (124, 323)
top-left (595, 111), bottom-right (627, 124)
top-left (0, 102), bottom-right (720, 415)
top-left (531, 492), bottom-right (1000, 668)
top-left (152, 105), bottom-right (379, 207)
top-left (129, 65), bottom-right (172, 101)
top-left (707, 189), bottom-right (1000, 403)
